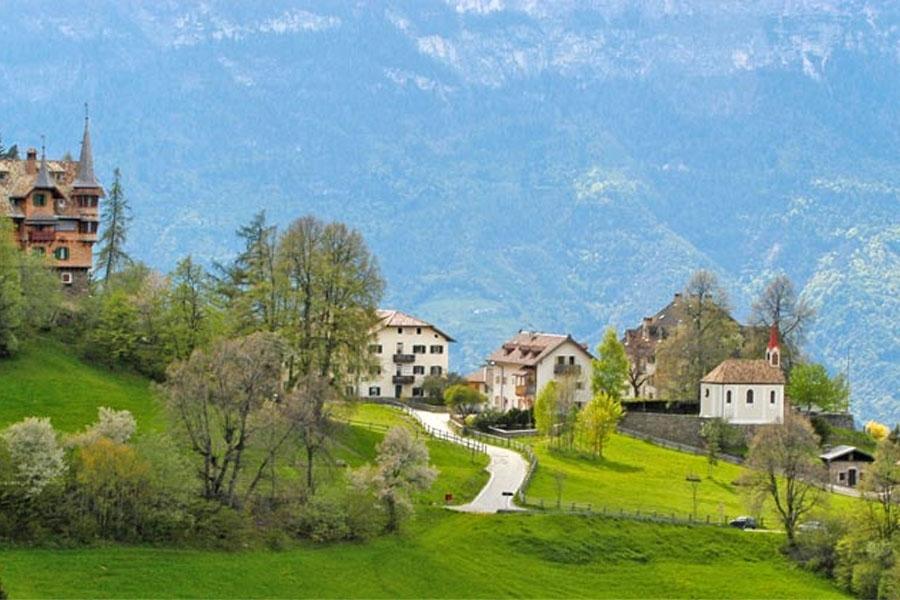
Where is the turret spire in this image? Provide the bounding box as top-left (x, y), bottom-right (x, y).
top-left (766, 324), bottom-right (781, 368)
top-left (73, 103), bottom-right (99, 188)
top-left (34, 137), bottom-right (55, 189)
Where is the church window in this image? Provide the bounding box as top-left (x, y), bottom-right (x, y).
top-left (726, 390), bottom-right (732, 404)
top-left (746, 389), bottom-right (754, 404)
top-left (770, 390), bottom-right (776, 404)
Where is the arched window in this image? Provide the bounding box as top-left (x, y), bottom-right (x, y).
top-left (746, 389), bottom-right (754, 404)
top-left (770, 390), bottom-right (776, 404)
top-left (704, 388), bottom-right (709, 398)
top-left (725, 390), bottom-right (732, 404)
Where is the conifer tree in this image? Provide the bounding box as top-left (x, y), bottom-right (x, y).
top-left (0, 217), bottom-right (23, 357)
top-left (96, 168), bottom-right (132, 285)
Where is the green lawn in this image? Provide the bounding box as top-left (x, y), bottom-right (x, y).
top-left (0, 347), bottom-right (847, 598)
top-left (0, 339), bottom-right (164, 433)
top-left (0, 511), bottom-right (846, 598)
top-left (523, 434), bottom-right (856, 525)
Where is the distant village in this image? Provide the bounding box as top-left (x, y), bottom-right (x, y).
top-left (1, 118), bottom-right (875, 493)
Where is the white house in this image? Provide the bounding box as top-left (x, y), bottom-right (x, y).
top-left (357, 310), bottom-right (454, 400)
top-left (483, 331), bottom-right (594, 412)
top-left (699, 326), bottom-right (786, 424)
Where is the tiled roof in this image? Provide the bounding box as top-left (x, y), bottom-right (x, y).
top-left (488, 331), bottom-right (592, 367)
top-left (701, 359), bottom-right (785, 385)
top-left (465, 369), bottom-right (486, 384)
top-left (1, 158), bottom-right (78, 217)
top-left (376, 309), bottom-right (455, 342)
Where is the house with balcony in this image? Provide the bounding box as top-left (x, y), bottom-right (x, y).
top-left (357, 309), bottom-right (454, 400)
top-left (482, 331), bottom-right (594, 412)
top-left (1, 115), bottom-right (103, 291)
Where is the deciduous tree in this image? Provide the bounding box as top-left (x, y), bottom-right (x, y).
top-left (0, 217), bottom-right (23, 357)
top-left (787, 362), bottom-right (850, 413)
top-left (443, 384), bottom-right (486, 418)
top-left (575, 392), bottom-right (624, 458)
top-left (655, 270), bottom-right (742, 400)
top-left (750, 274), bottom-right (814, 371)
top-left (744, 413), bottom-right (826, 544)
top-left (591, 327), bottom-right (628, 400)
top-left (364, 427), bottom-right (435, 532)
top-left (860, 439), bottom-right (900, 539)
top-left (163, 332), bottom-right (284, 508)
top-left (1, 417), bottom-right (66, 498)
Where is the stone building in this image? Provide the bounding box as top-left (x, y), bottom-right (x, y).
top-left (357, 309), bottom-right (454, 400)
top-left (820, 445), bottom-right (874, 488)
top-left (1, 116), bottom-right (103, 291)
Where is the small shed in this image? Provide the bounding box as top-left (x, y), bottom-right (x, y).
top-left (819, 445), bottom-right (874, 488)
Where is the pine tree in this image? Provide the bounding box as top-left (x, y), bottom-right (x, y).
top-left (96, 168), bottom-right (132, 285)
top-left (0, 217), bottom-right (23, 357)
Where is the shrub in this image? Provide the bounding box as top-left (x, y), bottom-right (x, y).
top-left (292, 495), bottom-right (351, 543)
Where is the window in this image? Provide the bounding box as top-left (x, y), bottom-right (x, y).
top-left (770, 390), bottom-right (776, 404)
top-left (575, 381), bottom-right (584, 390)
top-left (60, 272), bottom-right (73, 285)
top-left (54, 247), bottom-right (69, 261)
top-left (726, 390), bottom-right (732, 404)
top-left (569, 356), bottom-right (575, 365)
top-left (704, 388), bottom-right (709, 398)
top-left (397, 328), bottom-right (403, 334)
top-left (495, 375), bottom-right (500, 384)
top-left (369, 366), bottom-right (382, 376)
top-left (412, 387), bottom-right (423, 397)
top-left (416, 327), bottom-right (422, 334)
top-left (413, 345), bottom-right (426, 354)
top-left (557, 356), bottom-right (565, 365)
top-left (430, 366), bottom-right (442, 376)
top-left (839, 472), bottom-right (845, 482)
top-left (413, 366), bottom-right (425, 375)
top-left (368, 386), bottom-right (381, 397)
top-left (368, 344), bottom-right (382, 354)
top-left (746, 389), bottom-right (754, 404)
top-left (33, 193), bottom-right (46, 207)
top-left (430, 345), bottom-right (443, 354)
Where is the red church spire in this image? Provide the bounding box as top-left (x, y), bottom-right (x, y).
top-left (767, 323), bottom-right (780, 351)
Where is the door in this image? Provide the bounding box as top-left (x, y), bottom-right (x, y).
top-left (848, 468), bottom-right (857, 487)
top-left (395, 385), bottom-right (402, 399)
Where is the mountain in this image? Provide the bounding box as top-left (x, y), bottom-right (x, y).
top-left (0, 0), bottom-right (897, 423)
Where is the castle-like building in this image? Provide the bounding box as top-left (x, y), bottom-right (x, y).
top-left (1, 115), bottom-right (103, 291)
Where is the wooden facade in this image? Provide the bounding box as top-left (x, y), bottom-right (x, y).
top-left (1, 118), bottom-right (103, 291)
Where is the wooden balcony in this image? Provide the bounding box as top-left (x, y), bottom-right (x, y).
top-left (515, 384), bottom-right (536, 397)
top-left (392, 375), bottom-right (414, 384)
top-left (393, 353), bottom-right (415, 364)
top-left (553, 364), bottom-right (582, 376)
top-left (28, 230), bottom-right (56, 243)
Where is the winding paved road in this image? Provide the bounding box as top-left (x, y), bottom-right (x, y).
top-left (411, 409), bottom-right (528, 513)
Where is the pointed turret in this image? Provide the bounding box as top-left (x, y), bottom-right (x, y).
top-left (73, 106), bottom-right (100, 189)
top-left (31, 141), bottom-right (63, 199)
top-left (766, 324), bottom-right (781, 368)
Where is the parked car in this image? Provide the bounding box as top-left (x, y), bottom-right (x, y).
top-left (729, 516), bottom-right (758, 530)
top-left (798, 521), bottom-right (825, 533)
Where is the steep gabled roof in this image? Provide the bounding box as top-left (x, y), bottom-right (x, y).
top-left (819, 445), bottom-right (874, 462)
top-left (488, 331), bottom-right (593, 367)
top-left (376, 309), bottom-right (455, 342)
top-left (701, 359), bottom-right (785, 385)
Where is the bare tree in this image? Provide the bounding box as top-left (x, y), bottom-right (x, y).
top-left (744, 413), bottom-right (827, 543)
top-left (750, 274), bottom-right (815, 370)
top-left (163, 333), bottom-right (284, 508)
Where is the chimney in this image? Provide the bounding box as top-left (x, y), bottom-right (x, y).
top-left (26, 148), bottom-right (38, 174)
top-left (642, 317), bottom-right (652, 340)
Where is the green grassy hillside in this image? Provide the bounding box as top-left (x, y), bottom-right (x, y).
top-left (0, 511), bottom-right (846, 599)
top-left (0, 339), bottom-right (163, 433)
top-left (0, 346), bottom-right (845, 598)
top-left (523, 434), bottom-right (856, 524)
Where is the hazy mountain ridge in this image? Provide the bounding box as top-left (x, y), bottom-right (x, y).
top-left (0, 0), bottom-right (896, 422)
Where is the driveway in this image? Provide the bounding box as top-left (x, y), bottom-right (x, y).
top-left (411, 409), bottom-right (529, 513)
